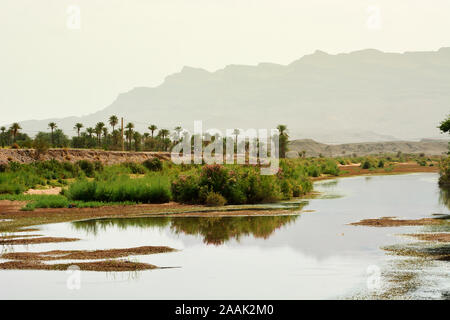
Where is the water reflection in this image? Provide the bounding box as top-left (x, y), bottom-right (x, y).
top-left (72, 215), bottom-right (299, 245)
top-left (439, 186), bottom-right (450, 210)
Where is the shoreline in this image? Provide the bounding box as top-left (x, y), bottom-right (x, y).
top-left (0, 162), bottom-right (440, 234)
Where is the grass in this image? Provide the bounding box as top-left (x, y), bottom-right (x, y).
top-left (21, 195), bottom-right (137, 211)
top-left (65, 174), bottom-right (171, 204)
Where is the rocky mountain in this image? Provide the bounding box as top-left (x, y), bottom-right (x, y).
top-left (7, 48), bottom-right (450, 143)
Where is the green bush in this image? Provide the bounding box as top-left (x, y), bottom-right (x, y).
top-left (122, 161), bottom-right (147, 174)
top-left (143, 158), bottom-right (163, 171)
top-left (416, 159), bottom-right (427, 166)
top-left (171, 162), bottom-right (312, 205)
top-left (76, 160), bottom-right (95, 177)
top-left (205, 192), bottom-right (227, 206)
top-left (361, 159), bottom-right (374, 169)
top-left (0, 163), bottom-right (8, 173)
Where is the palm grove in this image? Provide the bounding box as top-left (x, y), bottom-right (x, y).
top-left (0, 117), bottom-right (290, 157)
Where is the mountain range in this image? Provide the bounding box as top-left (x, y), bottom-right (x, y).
top-left (7, 47), bottom-right (450, 144)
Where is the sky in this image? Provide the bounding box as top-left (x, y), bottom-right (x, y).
top-left (1, 0), bottom-right (450, 125)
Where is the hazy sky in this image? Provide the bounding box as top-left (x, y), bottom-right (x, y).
top-left (1, 0), bottom-right (449, 126)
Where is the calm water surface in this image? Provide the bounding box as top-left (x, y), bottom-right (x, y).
top-left (1, 173), bottom-right (449, 299)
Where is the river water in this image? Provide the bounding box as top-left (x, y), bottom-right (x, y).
top-left (1, 173), bottom-right (449, 299)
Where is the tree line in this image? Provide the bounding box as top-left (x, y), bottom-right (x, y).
top-left (0, 116), bottom-right (290, 157)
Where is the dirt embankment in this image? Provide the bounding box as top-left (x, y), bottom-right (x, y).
top-left (0, 148), bottom-right (171, 165)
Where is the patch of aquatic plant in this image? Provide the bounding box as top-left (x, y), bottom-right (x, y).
top-left (18, 194), bottom-right (137, 211)
top-left (66, 174), bottom-right (171, 203)
top-left (22, 195), bottom-right (70, 210)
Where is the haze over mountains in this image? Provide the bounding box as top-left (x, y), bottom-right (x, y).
top-left (9, 48), bottom-right (450, 144)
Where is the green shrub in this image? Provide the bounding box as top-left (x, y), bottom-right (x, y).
top-left (321, 159), bottom-right (339, 176)
top-left (205, 192), bottom-right (227, 206)
top-left (76, 160), bottom-right (95, 177)
top-left (171, 162), bottom-right (311, 205)
top-left (122, 162), bottom-right (147, 174)
top-left (377, 159), bottom-right (385, 168)
top-left (0, 163), bottom-right (8, 173)
top-left (417, 159), bottom-right (427, 166)
top-left (361, 159), bottom-right (374, 169)
top-left (143, 158), bottom-right (163, 171)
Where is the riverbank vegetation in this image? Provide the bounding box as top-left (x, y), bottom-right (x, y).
top-left (0, 153), bottom-right (442, 212)
top-left (0, 156), bottom-right (335, 209)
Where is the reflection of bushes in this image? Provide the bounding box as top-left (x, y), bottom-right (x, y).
top-left (71, 215), bottom-right (299, 245)
top-left (439, 158), bottom-right (450, 187)
top-left (170, 216), bottom-right (298, 245)
top-left (439, 186), bottom-right (450, 210)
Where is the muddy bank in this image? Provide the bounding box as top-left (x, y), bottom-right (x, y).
top-left (1, 246), bottom-right (176, 261)
top-left (405, 233), bottom-right (450, 243)
top-left (383, 243), bottom-right (450, 261)
top-left (0, 148), bottom-right (171, 165)
top-left (0, 260), bottom-right (158, 271)
top-left (350, 217), bottom-right (443, 227)
top-left (0, 236), bottom-right (79, 245)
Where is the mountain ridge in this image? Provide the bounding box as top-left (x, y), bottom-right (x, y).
top-left (5, 47), bottom-right (450, 144)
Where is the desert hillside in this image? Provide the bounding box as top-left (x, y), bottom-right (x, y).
top-left (288, 139), bottom-right (449, 158)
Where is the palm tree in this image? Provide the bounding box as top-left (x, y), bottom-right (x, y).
top-left (48, 122), bottom-right (57, 146)
top-left (276, 124), bottom-right (289, 158)
top-left (233, 129), bottom-right (240, 149)
top-left (276, 124), bottom-right (288, 136)
top-left (86, 127), bottom-right (94, 138)
top-left (9, 123), bottom-right (22, 143)
top-left (148, 124), bottom-right (157, 138)
top-left (174, 126), bottom-right (182, 139)
top-left (125, 123), bottom-right (135, 150)
top-left (133, 131), bottom-right (142, 151)
top-left (102, 127), bottom-right (108, 141)
top-left (109, 115), bottom-right (119, 132)
top-left (158, 129), bottom-right (170, 151)
top-left (94, 122), bottom-right (105, 146)
top-left (0, 126), bottom-right (6, 148)
top-left (159, 129), bottom-right (169, 140)
top-left (74, 123), bottom-right (83, 137)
